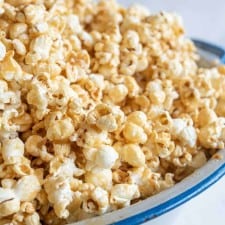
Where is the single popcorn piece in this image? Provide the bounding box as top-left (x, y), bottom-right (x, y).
top-left (9, 22), bottom-right (28, 39)
top-left (94, 145), bottom-right (119, 169)
top-left (24, 212), bottom-right (41, 225)
top-left (189, 151), bottom-right (207, 169)
top-left (67, 15), bottom-right (82, 34)
top-left (108, 84), bottom-right (128, 103)
top-left (123, 122), bottom-right (147, 144)
top-left (85, 167), bottom-right (113, 190)
top-left (198, 108), bottom-right (217, 127)
top-left (24, 4), bottom-right (46, 25)
top-left (2, 138), bottom-right (24, 164)
top-left (0, 198), bottom-right (20, 218)
top-left (83, 187), bottom-right (109, 214)
top-left (14, 175), bottom-right (41, 201)
top-left (0, 51), bottom-right (23, 81)
top-left (0, 188), bottom-right (20, 218)
top-left (179, 126), bottom-right (197, 148)
top-left (146, 80), bottom-right (166, 105)
top-left (1, 179), bottom-right (17, 189)
top-left (171, 119), bottom-right (197, 147)
top-left (96, 114), bottom-right (118, 132)
top-left (121, 144), bottom-right (145, 167)
top-left (25, 135), bottom-right (44, 157)
top-left (110, 184), bottom-right (140, 207)
top-left (44, 176), bottom-right (73, 219)
top-left (171, 119), bottom-right (187, 136)
top-left (0, 0), bottom-right (225, 223)
top-left (0, 188), bottom-right (17, 205)
top-left (91, 187), bottom-right (109, 212)
top-left (27, 83), bottom-right (48, 119)
top-left (198, 119), bottom-right (225, 149)
top-left (12, 39), bottom-right (27, 55)
top-left (127, 111), bottom-right (147, 128)
top-left (46, 118), bottom-right (74, 141)
top-left (29, 35), bottom-right (53, 60)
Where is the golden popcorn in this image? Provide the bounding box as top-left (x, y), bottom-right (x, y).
top-left (110, 184), bottom-right (140, 207)
top-left (0, 0), bottom-right (225, 224)
top-left (0, 198), bottom-right (20, 218)
top-left (24, 212), bottom-right (41, 225)
top-left (123, 122), bottom-right (148, 144)
top-left (85, 167), bottom-right (113, 191)
top-left (46, 118), bottom-right (74, 141)
top-left (121, 144), bottom-right (146, 167)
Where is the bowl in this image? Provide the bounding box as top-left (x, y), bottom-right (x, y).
top-left (70, 40), bottom-right (225, 225)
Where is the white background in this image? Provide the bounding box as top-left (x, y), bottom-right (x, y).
top-left (118, 1), bottom-right (225, 225)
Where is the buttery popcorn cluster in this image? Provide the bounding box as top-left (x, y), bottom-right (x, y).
top-left (0, 0), bottom-right (225, 224)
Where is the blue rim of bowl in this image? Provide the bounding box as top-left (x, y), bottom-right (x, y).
top-left (111, 40), bottom-right (225, 225)
top-left (192, 39), bottom-right (225, 63)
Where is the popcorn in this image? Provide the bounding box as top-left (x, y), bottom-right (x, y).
top-left (199, 118), bottom-right (225, 149)
top-left (0, 188), bottom-right (17, 205)
top-left (188, 151), bottom-right (207, 169)
top-left (46, 118), bottom-right (74, 141)
top-left (0, 197), bottom-right (20, 218)
top-left (0, 175), bottom-right (40, 219)
top-left (0, 51), bottom-right (23, 81)
top-left (216, 98), bottom-right (225, 117)
top-left (67, 15), bottom-right (82, 34)
top-left (14, 175), bottom-right (41, 201)
top-left (12, 39), bottom-right (27, 56)
top-left (24, 212), bottom-right (41, 225)
top-left (121, 144), bottom-right (145, 167)
top-left (94, 145), bottom-right (118, 169)
top-left (110, 184), bottom-right (140, 207)
top-left (25, 135), bottom-right (45, 157)
top-left (2, 138), bottom-right (24, 165)
top-left (146, 80), bottom-right (166, 105)
top-left (0, 0), bottom-right (224, 223)
top-left (0, 41), bottom-right (6, 61)
top-left (44, 176), bottom-right (73, 219)
top-left (9, 23), bottom-right (28, 39)
top-left (171, 119), bottom-right (197, 147)
top-left (127, 111), bottom-right (147, 128)
top-left (50, 157), bottom-right (84, 177)
top-left (29, 35), bottom-right (53, 61)
top-left (96, 114), bottom-right (118, 132)
top-left (27, 83), bottom-right (48, 119)
top-left (123, 122), bottom-right (147, 144)
top-left (24, 4), bottom-right (46, 25)
top-left (108, 84), bottom-right (128, 103)
top-left (171, 119), bottom-right (187, 136)
top-left (85, 167), bottom-right (112, 190)
top-left (179, 126), bottom-right (197, 148)
top-left (82, 187), bottom-right (109, 214)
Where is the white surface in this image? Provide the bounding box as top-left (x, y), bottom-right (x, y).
top-left (118, 1), bottom-right (225, 225)
top-left (143, 177), bottom-right (225, 225)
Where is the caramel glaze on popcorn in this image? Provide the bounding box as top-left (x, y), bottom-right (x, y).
top-left (0, 0), bottom-right (225, 224)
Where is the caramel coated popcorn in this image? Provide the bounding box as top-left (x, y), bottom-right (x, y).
top-left (0, 0), bottom-right (225, 224)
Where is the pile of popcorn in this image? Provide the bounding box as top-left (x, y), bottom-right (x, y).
top-left (0, 0), bottom-right (225, 224)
